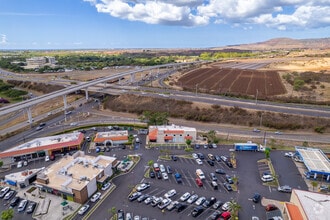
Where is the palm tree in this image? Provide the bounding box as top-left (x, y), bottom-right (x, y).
top-left (1, 209), bottom-right (14, 220)
top-left (228, 200), bottom-right (241, 220)
top-left (147, 160), bottom-right (154, 167)
top-left (311, 181), bottom-right (318, 192)
top-left (109, 207), bottom-right (117, 220)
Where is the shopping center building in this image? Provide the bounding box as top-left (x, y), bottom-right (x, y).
top-left (148, 124), bottom-right (196, 144)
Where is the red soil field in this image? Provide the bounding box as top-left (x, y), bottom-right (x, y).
top-left (177, 67), bottom-right (286, 97)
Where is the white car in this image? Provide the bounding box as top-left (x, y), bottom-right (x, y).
top-left (187, 194), bottom-right (198, 204)
top-left (192, 153), bottom-right (198, 159)
top-left (180, 192), bottom-right (191, 202)
top-left (90, 192), bottom-right (101, 202)
top-left (78, 204), bottom-right (90, 215)
top-left (158, 198), bottom-right (172, 209)
top-left (101, 182), bottom-right (111, 191)
top-left (136, 183), bottom-right (150, 192)
top-left (45, 156), bottom-right (50, 162)
top-left (196, 159), bottom-right (203, 165)
top-left (195, 196), bottom-right (206, 206)
top-left (275, 131), bottom-right (282, 135)
top-left (164, 189), bottom-right (176, 198)
top-left (222, 201), bottom-right (231, 211)
top-left (162, 172), bottom-right (169, 180)
top-left (285, 152), bottom-right (294, 157)
top-left (159, 164), bottom-right (166, 173)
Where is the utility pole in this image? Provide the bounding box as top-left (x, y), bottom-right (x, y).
top-left (255, 89), bottom-right (259, 105)
top-left (195, 84), bottom-right (198, 96)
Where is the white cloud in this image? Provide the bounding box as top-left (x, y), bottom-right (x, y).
top-left (0, 34), bottom-right (8, 44)
top-left (84, 0), bottom-right (330, 30)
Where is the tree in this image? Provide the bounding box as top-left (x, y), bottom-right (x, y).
top-left (185, 139), bottom-right (192, 146)
top-left (311, 181), bottom-right (318, 192)
top-left (147, 160), bottom-right (154, 167)
top-left (0, 161), bottom-right (3, 168)
top-left (139, 111), bottom-right (169, 125)
top-left (228, 200), bottom-right (241, 220)
top-left (109, 207), bottom-right (117, 220)
top-left (1, 208), bottom-right (14, 220)
top-left (265, 148), bottom-right (270, 159)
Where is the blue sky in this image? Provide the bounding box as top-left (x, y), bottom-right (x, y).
top-left (0, 0), bottom-right (329, 49)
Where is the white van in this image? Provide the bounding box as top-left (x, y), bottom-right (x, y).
top-left (17, 161), bottom-right (23, 168)
top-left (261, 174), bottom-right (274, 182)
top-left (196, 169), bottom-right (205, 180)
top-left (17, 199), bottom-right (28, 212)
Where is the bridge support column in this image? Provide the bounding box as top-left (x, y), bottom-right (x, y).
top-left (26, 107), bottom-right (33, 124)
top-left (85, 89), bottom-right (89, 100)
top-left (130, 73), bottom-right (135, 83)
top-left (63, 95), bottom-right (68, 111)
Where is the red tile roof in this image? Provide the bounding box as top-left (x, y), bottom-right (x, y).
top-left (148, 129), bottom-right (158, 140)
top-left (285, 203), bottom-right (304, 220)
top-left (164, 130), bottom-right (184, 134)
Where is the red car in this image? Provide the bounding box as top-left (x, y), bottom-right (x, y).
top-left (265, 204), bottom-right (278, 211)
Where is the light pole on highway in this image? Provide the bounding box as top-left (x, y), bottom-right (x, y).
top-left (195, 84), bottom-right (198, 96)
top-left (255, 89), bottom-right (259, 105)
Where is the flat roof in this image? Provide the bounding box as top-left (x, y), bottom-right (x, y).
top-left (293, 189), bottom-right (330, 220)
top-left (37, 151), bottom-right (116, 192)
top-left (295, 147), bottom-right (330, 175)
top-left (5, 168), bottom-right (41, 183)
top-left (149, 124), bottom-right (196, 132)
top-left (0, 132), bottom-right (84, 158)
top-left (94, 130), bottom-right (128, 142)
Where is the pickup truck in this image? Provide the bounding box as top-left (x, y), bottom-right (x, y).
top-left (174, 173), bottom-right (182, 183)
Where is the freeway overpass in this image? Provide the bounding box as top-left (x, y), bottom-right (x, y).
top-left (0, 62), bottom-right (198, 117)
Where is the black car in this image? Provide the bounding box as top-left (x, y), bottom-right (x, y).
top-left (117, 209), bottom-right (124, 220)
top-left (226, 161), bottom-right (233, 168)
top-left (10, 196), bottom-right (20, 207)
top-left (197, 153), bottom-right (205, 160)
top-left (203, 197), bottom-right (217, 208)
top-left (176, 203), bottom-right (187, 212)
top-left (207, 160), bottom-right (215, 166)
top-left (156, 171), bottom-right (162, 179)
top-left (149, 170), bottom-right (155, 178)
top-left (215, 169), bottom-right (226, 174)
top-left (171, 155), bottom-right (178, 161)
top-left (209, 210), bottom-right (222, 220)
top-left (195, 144), bottom-right (200, 149)
top-left (128, 192), bottom-right (142, 201)
top-left (252, 193), bottom-right (261, 203)
top-left (26, 201), bottom-right (36, 214)
top-left (166, 165), bottom-right (173, 174)
top-left (191, 206), bottom-right (204, 217)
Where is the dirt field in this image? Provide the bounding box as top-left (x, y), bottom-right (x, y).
top-left (176, 67), bottom-right (286, 98)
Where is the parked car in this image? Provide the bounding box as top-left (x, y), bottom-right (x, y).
top-left (225, 160), bottom-right (233, 168)
top-left (195, 196), bottom-right (206, 206)
top-left (209, 210), bottom-right (222, 220)
top-left (197, 153), bottom-right (205, 160)
top-left (180, 192), bottom-right (191, 202)
top-left (162, 172), bottom-right (169, 180)
top-left (128, 192), bottom-right (142, 201)
top-left (10, 196), bottom-right (20, 207)
top-left (278, 185), bottom-right (292, 193)
top-left (176, 203), bottom-right (187, 212)
top-left (284, 152), bottom-right (294, 157)
top-left (207, 160), bottom-right (215, 166)
top-left (187, 194), bottom-right (198, 204)
top-left (4, 190), bottom-right (15, 200)
top-left (196, 178), bottom-right (203, 187)
top-left (192, 153), bottom-right (198, 159)
top-left (164, 189), bottom-right (176, 198)
top-left (149, 170), bottom-right (155, 178)
top-left (166, 201), bottom-right (179, 211)
top-left (90, 192), bottom-right (101, 202)
top-left (223, 182), bottom-right (233, 191)
top-left (153, 163), bottom-right (160, 172)
top-left (196, 158), bottom-right (203, 165)
top-left (252, 193), bottom-right (261, 203)
top-left (225, 175), bottom-right (234, 184)
top-left (203, 197), bottom-right (216, 208)
top-left (265, 204), bottom-right (278, 211)
top-left (171, 155), bottom-right (178, 161)
top-left (126, 212), bottom-right (133, 220)
top-left (151, 197), bottom-right (163, 207)
top-left (159, 164), bottom-right (166, 173)
top-left (26, 201), bottom-right (36, 214)
top-left (1, 187), bottom-right (11, 198)
top-left (117, 209), bottom-right (124, 220)
top-left (261, 174), bottom-right (274, 182)
top-left (166, 165), bottom-right (172, 174)
top-left (137, 194), bottom-right (149, 202)
top-left (210, 172), bottom-right (217, 181)
top-left (208, 154), bottom-right (215, 161)
top-left (101, 182), bottom-right (111, 191)
top-left (221, 201), bottom-right (231, 211)
top-left (144, 197), bottom-right (153, 205)
top-left (212, 143), bottom-right (217, 148)
top-left (78, 204), bottom-right (90, 215)
top-left (191, 206), bottom-right (204, 217)
top-left (158, 198), bottom-right (171, 209)
top-left (213, 200), bottom-right (223, 209)
top-left (156, 171), bottom-right (162, 179)
top-left (215, 155), bottom-right (221, 162)
top-left (215, 169), bottom-right (226, 174)
top-left (17, 199), bottom-right (28, 212)
top-left (137, 183), bottom-right (150, 192)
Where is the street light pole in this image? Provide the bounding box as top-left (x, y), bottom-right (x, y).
top-left (255, 89), bottom-right (259, 104)
top-left (195, 84), bottom-right (198, 96)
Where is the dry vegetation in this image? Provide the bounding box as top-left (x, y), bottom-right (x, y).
top-left (103, 94), bottom-right (330, 133)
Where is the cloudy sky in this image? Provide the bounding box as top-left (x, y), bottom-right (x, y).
top-left (0, 0), bottom-right (329, 49)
